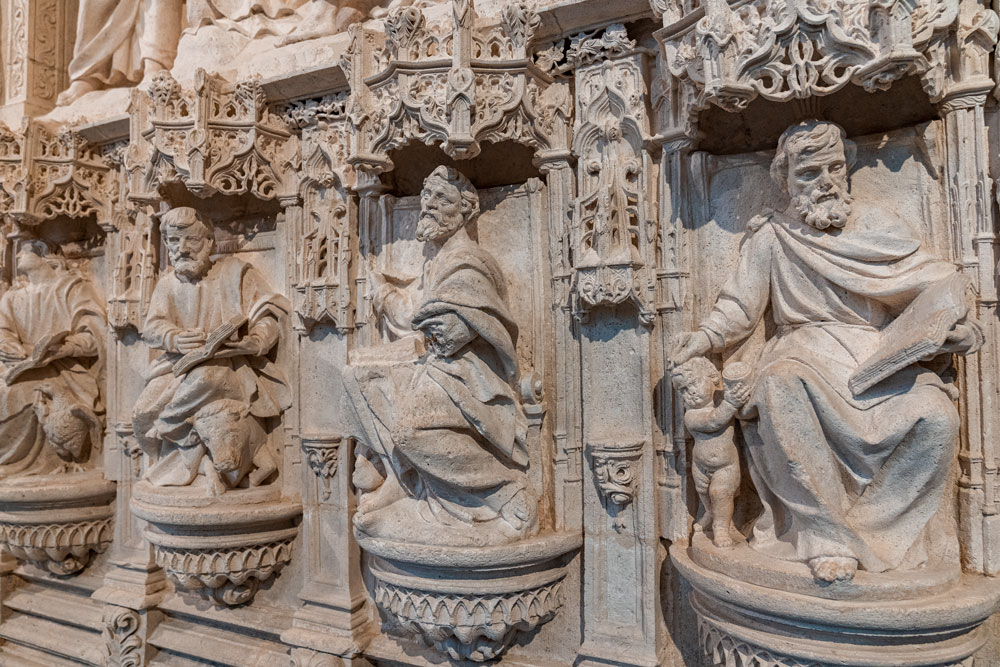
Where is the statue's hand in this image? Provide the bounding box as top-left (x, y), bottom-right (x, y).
top-left (670, 331), bottom-right (712, 366)
top-left (175, 330), bottom-right (206, 354)
top-left (932, 321), bottom-right (981, 357)
top-left (724, 381), bottom-right (752, 408)
top-left (223, 335), bottom-right (266, 357)
top-left (417, 312), bottom-right (475, 358)
top-left (0, 341), bottom-right (26, 363)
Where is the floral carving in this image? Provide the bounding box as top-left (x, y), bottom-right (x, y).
top-left (6, 0), bottom-right (26, 99)
top-left (344, 0), bottom-right (569, 170)
top-left (301, 437), bottom-right (341, 501)
top-left (656, 0), bottom-right (999, 140)
top-left (0, 122), bottom-right (117, 230)
top-left (588, 442), bottom-right (643, 531)
top-left (102, 605), bottom-right (143, 667)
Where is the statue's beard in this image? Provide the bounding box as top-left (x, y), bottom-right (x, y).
top-left (793, 186), bottom-right (853, 230)
top-left (416, 210), bottom-right (461, 242)
top-left (172, 248), bottom-right (213, 281)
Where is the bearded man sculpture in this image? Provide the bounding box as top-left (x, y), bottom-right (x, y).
top-left (0, 241), bottom-right (105, 476)
top-left (672, 120), bottom-right (982, 584)
top-left (132, 207), bottom-right (290, 494)
top-left (342, 166), bottom-right (537, 548)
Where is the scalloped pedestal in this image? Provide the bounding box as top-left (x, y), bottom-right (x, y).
top-left (0, 471), bottom-right (115, 575)
top-left (672, 534), bottom-right (1000, 667)
top-left (358, 531), bottom-right (581, 662)
top-left (131, 482), bottom-right (301, 606)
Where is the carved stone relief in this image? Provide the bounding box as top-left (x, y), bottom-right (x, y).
top-left (1, 0), bottom-right (1000, 665)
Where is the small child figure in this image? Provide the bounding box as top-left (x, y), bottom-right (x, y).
top-left (671, 357), bottom-right (751, 548)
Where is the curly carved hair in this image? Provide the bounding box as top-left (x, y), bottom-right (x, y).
top-left (770, 120), bottom-right (857, 194)
top-left (670, 356), bottom-right (721, 391)
top-left (158, 207), bottom-right (216, 244)
top-left (424, 165), bottom-right (480, 223)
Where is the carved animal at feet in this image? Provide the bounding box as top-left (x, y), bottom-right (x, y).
top-left (32, 384), bottom-right (100, 465)
top-left (192, 399), bottom-right (277, 493)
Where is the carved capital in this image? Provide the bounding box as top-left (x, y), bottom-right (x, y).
top-left (301, 436), bottom-right (342, 501)
top-left (587, 441), bottom-right (644, 530)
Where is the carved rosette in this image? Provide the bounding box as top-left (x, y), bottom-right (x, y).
top-left (345, 0), bottom-right (570, 173)
top-left (654, 0), bottom-right (1000, 141)
top-left (360, 533), bottom-right (581, 662)
top-left (0, 472), bottom-right (115, 575)
top-left (572, 34), bottom-right (656, 323)
top-left (128, 69), bottom-right (297, 204)
top-left (131, 483), bottom-right (301, 606)
top-left (0, 121), bottom-right (117, 229)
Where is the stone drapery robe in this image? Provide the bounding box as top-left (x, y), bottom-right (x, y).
top-left (187, 0), bottom-right (310, 37)
top-left (343, 236), bottom-right (531, 541)
top-left (0, 273), bottom-right (105, 476)
top-left (133, 255), bottom-right (290, 487)
top-left (66, 0), bottom-right (182, 89)
top-left (702, 208), bottom-right (974, 573)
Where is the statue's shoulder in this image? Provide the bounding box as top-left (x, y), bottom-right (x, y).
top-left (215, 254), bottom-right (254, 280)
top-left (747, 210), bottom-right (777, 234)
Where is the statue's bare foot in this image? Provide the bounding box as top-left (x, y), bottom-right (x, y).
top-left (694, 512), bottom-right (712, 533)
top-left (711, 524), bottom-right (736, 548)
top-left (809, 556), bottom-right (857, 583)
top-left (56, 80), bottom-right (98, 107)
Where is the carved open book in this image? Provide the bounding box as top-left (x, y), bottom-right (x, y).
top-left (172, 315), bottom-right (248, 376)
top-left (4, 331), bottom-right (71, 385)
top-left (849, 274), bottom-right (968, 395)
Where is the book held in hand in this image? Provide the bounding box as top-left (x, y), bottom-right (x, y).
top-left (849, 273), bottom-right (969, 395)
top-left (4, 331), bottom-right (71, 385)
top-left (172, 315), bottom-right (249, 376)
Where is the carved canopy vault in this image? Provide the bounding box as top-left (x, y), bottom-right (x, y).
top-left (344, 0), bottom-right (571, 173)
top-left (653, 0), bottom-right (999, 142)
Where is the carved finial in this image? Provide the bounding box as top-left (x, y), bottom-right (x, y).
top-left (501, 3), bottom-right (541, 52)
top-left (385, 6), bottom-right (426, 57)
top-left (147, 69), bottom-right (181, 107)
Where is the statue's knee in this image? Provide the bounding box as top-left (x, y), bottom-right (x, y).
top-left (920, 392), bottom-right (960, 442)
top-left (759, 361), bottom-right (804, 394)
